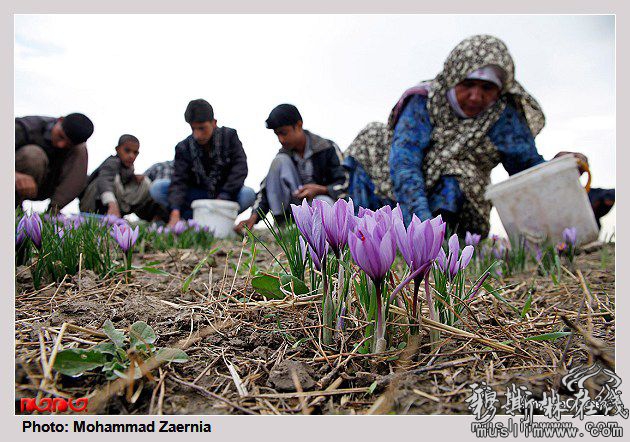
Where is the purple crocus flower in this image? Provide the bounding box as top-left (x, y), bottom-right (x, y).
top-left (55, 226), bottom-right (65, 240)
top-left (111, 224), bottom-right (139, 253)
top-left (348, 211), bottom-right (396, 285)
top-left (320, 198), bottom-right (355, 257)
top-left (299, 235), bottom-right (327, 271)
top-left (392, 213), bottom-right (445, 329)
top-left (187, 219), bottom-right (201, 232)
top-left (20, 213), bottom-right (43, 249)
top-left (16, 215), bottom-right (28, 245)
top-left (348, 207), bottom-right (397, 352)
top-left (562, 227), bottom-right (577, 247)
top-left (465, 231), bottom-right (481, 247)
top-left (556, 241), bottom-right (567, 255)
top-left (291, 199), bottom-right (328, 266)
top-left (437, 234), bottom-right (474, 279)
top-left (394, 214), bottom-right (446, 273)
top-left (173, 220), bottom-right (187, 235)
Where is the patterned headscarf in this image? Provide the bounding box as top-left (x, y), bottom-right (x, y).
top-left (421, 34), bottom-right (546, 235)
top-left (346, 35), bottom-right (545, 235)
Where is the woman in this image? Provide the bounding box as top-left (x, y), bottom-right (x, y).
top-left (345, 34), bottom-right (611, 237)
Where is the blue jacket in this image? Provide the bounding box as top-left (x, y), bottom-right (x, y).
top-left (390, 95), bottom-right (545, 223)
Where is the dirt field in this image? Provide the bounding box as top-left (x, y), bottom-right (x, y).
top-left (15, 236), bottom-right (615, 415)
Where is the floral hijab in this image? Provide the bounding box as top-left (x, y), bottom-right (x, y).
top-left (422, 34), bottom-right (546, 235)
top-left (347, 35), bottom-right (545, 235)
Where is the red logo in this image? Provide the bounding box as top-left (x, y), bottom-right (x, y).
top-left (20, 398), bottom-right (89, 413)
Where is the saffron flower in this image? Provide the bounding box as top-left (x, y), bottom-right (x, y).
top-left (19, 213), bottom-right (43, 249)
top-left (393, 213), bottom-right (445, 330)
top-left (173, 220), bottom-right (188, 235)
top-left (437, 234), bottom-right (474, 279)
top-left (292, 199), bottom-right (333, 344)
top-left (291, 199), bottom-right (328, 266)
top-left (55, 226), bottom-right (66, 240)
top-left (348, 210), bottom-right (397, 285)
top-left (16, 215), bottom-right (28, 245)
top-left (111, 224), bottom-right (139, 253)
top-left (394, 214), bottom-right (445, 274)
top-left (320, 198), bottom-right (355, 257)
top-left (465, 231), bottom-right (481, 247)
top-left (348, 207), bottom-right (397, 353)
top-left (299, 235), bottom-right (327, 271)
top-left (562, 227), bottom-right (577, 247)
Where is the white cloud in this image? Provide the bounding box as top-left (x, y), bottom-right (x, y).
top-left (15, 14), bottom-right (615, 235)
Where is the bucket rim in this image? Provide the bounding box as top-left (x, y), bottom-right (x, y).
top-left (485, 156), bottom-right (579, 200)
top-left (190, 198), bottom-right (240, 210)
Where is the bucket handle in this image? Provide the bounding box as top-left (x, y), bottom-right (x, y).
top-left (210, 207), bottom-right (239, 220)
top-left (577, 159), bottom-right (592, 193)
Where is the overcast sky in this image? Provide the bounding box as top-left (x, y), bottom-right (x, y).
top-left (14, 14), bottom-right (616, 237)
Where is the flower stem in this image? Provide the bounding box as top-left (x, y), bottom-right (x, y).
top-left (322, 256), bottom-right (333, 346)
top-left (425, 276), bottom-right (440, 346)
top-left (410, 275), bottom-right (422, 335)
top-left (374, 280), bottom-right (386, 353)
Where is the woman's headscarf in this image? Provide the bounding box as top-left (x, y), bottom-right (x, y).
top-left (422, 34), bottom-right (546, 235)
top-left (348, 35), bottom-right (545, 235)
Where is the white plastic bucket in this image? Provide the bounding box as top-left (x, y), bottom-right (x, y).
top-left (484, 156), bottom-right (599, 245)
top-left (191, 199), bottom-right (240, 239)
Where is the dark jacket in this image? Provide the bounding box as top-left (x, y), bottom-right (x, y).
top-left (85, 155), bottom-right (135, 197)
top-left (252, 130), bottom-right (347, 216)
top-left (168, 126), bottom-right (248, 210)
top-left (15, 116), bottom-right (88, 211)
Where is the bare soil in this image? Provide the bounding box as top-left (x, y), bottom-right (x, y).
top-left (15, 236), bottom-right (615, 415)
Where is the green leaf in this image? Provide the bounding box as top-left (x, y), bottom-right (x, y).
top-left (484, 283), bottom-right (519, 314)
top-left (137, 265), bottom-right (170, 276)
top-left (113, 365), bottom-right (144, 380)
top-left (367, 381), bottom-right (378, 394)
top-left (53, 349), bottom-right (107, 377)
top-left (279, 275), bottom-right (309, 296)
top-left (116, 347), bottom-right (128, 360)
top-left (93, 341), bottom-right (117, 356)
top-left (143, 260), bottom-right (163, 266)
top-left (524, 331), bottom-right (571, 341)
top-left (129, 321), bottom-right (157, 348)
top-left (154, 347), bottom-right (189, 363)
top-left (102, 319), bottom-right (126, 348)
top-left (251, 273), bottom-right (284, 299)
top-left (181, 253), bottom-right (212, 293)
top-left (521, 291), bottom-right (533, 319)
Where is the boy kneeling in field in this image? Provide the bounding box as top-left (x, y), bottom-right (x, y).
top-left (79, 134), bottom-right (167, 221)
top-left (235, 104), bottom-right (348, 233)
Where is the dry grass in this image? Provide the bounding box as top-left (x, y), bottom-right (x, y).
top-left (15, 237), bottom-right (615, 415)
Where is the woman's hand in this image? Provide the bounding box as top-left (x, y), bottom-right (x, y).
top-left (554, 151), bottom-right (589, 174)
top-left (168, 209), bottom-right (181, 227)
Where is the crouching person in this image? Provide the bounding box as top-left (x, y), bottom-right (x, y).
top-left (79, 134), bottom-right (167, 221)
top-left (15, 113), bottom-right (94, 213)
top-left (150, 99), bottom-right (256, 227)
top-left (235, 104), bottom-right (348, 233)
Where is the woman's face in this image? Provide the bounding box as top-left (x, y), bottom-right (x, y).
top-left (454, 79), bottom-right (501, 118)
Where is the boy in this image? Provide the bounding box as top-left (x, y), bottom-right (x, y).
top-left (235, 104), bottom-right (347, 233)
top-left (150, 99), bottom-right (256, 227)
top-left (79, 134), bottom-right (165, 221)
